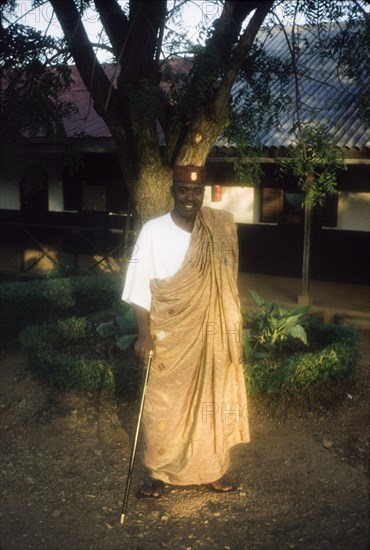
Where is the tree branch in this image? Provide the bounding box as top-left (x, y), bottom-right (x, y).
top-left (120, 0), bottom-right (167, 83)
top-left (49, 0), bottom-right (119, 124)
top-left (164, 1), bottom-right (274, 165)
top-left (93, 0), bottom-right (130, 60)
top-left (184, 0), bottom-right (259, 105)
top-left (210, 1), bottom-right (274, 116)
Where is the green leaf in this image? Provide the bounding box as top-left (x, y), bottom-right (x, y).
top-left (96, 321), bottom-right (117, 338)
top-left (116, 334), bottom-right (137, 350)
top-left (112, 303), bottom-right (137, 332)
top-left (249, 289), bottom-right (265, 307)
top-left (276, 304), bottom-right (289, 316)
top-left (286, 305), bottom-right (310, 317)
top-left (287, 325), bottom-right (308, 345)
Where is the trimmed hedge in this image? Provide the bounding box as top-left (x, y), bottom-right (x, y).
top-left (0, 274), bottom-right (123, 338)
top-left (244, 317), bottom-right (361, 399)
top-left (19, 309), bottom-right (140, 398)
top-left (20, 307), bottom-right (362, 407)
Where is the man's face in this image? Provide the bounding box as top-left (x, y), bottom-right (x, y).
top-left (171, 182), bottom-right (205, 221)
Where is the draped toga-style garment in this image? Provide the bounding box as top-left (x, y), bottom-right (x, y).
top-left (123, 206), bottom-right (249, 485)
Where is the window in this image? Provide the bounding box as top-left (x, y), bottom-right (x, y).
top-left (260, 187), bottom-right (339, 227)
top-left (20, 164), bottom-right (48, 214)
top-left (260, 188), bottom-right (283, 223)
top-left (320, 193), bottom-right (338, 228)
top-left (62, 153), bottom-right (128, 213)
top-left (82, 186), bottom-right (107, 211)
top-left (283, 192), bottom-right (304, 224)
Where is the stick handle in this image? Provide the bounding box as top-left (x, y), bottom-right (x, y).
top-left (120, 350), bottom-right (153, 524)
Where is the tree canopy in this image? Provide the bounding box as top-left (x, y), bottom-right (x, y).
top-left (2, 0), bottom-right (369, 220)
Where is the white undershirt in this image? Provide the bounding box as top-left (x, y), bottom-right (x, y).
top-left (122, 212), bottom-right (192, 311)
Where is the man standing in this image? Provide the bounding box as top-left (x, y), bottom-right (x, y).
top-left (122, 165), bottom-right (249, 497)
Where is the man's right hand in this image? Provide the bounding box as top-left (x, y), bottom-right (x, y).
top-left (134, 333), bottom-right (155, 362)
top-left (130, 304), bottom-right (156, 362)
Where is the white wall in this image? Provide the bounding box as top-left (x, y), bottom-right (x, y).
top-left (0, 155), bottom-right (65, 212)
top-left (337, 192), bottom-right (370, 232)
top-left (48, 157), bottom-right (64, 212)
top-left (203, 185), bottom-right (256, 223)
top-left (0, 164), bottom-right (20, 210)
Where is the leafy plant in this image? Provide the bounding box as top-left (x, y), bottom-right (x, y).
top-left (244, 316), bottom-right (361, 407)
top-left (96, 302), bottom-right (137, 351)
top-left (244, 289), bottom-right (310, 361)
top-left (278, 124), bottom-right (346, 207)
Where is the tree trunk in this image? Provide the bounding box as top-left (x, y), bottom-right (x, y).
top-left (133, 164), bottom-right (173, 223)
top-left (299, 198), bottom-right (313, 306)
top-left (111, 130), bottom-right (172, 222)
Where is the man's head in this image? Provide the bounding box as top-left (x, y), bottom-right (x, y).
top-left (171, 165), bottom-right (206, 227)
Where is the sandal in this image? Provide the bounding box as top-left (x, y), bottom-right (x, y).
top-left (207, 479), bottom-right (239, 493)
top-left (136, 478), bottom-right (164, 498)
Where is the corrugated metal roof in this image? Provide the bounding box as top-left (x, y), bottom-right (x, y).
top-left (60, 25), bottom-right (369, 153)
top-left (62, 66), bottom-right (113, 138)
top-left (234, 25), bottom-right (370, 151)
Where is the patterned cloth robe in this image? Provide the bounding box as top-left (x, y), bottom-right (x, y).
top-left (142, 207), bottom-right (249, 485)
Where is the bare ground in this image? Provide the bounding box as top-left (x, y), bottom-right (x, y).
top-left (0, 331), bottom-right (369, 550)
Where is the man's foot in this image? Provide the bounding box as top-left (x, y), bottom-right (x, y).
top-left (208, 479), bottom-right (239, 493)
top-left (136, 478), bottom-right (164, 498)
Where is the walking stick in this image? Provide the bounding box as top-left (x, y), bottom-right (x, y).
top-left (120, 350), bottom-right (153, 524)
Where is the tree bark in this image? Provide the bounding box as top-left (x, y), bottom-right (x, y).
top-left (301, 200), bottom-right (312, 302)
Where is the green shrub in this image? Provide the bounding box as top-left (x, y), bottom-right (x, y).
top-left (19, 307), bottom-right (141, 398)
top-left (244, 315), bottom-right (361, 402)
top-left (0, 274), bottom-right (123, 338)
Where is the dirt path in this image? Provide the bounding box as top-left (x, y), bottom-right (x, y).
top-left (1, 332), bottom-right (369, 550)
